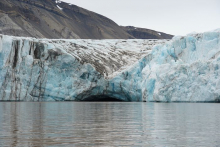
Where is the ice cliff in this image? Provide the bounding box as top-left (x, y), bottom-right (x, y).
top-left (0, 29), bottom-right (220, 102)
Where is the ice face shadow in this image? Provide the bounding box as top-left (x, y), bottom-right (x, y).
top-left (80, 95), bottom-right (124, 102)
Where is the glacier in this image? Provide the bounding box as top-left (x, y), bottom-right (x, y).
top-left (0, 29), bottom-right (219, 102)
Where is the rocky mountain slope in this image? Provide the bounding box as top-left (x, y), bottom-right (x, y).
top-left (0, 0), bottom-right (173, 39)
top-left (0, 29), bottom-right (219, 102)
top-left (121, 26), bottom-right (173, 39)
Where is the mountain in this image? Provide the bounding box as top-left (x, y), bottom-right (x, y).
top-left (0, 0), bottom-right (173, 39)
top-left (121, 26), bottom-right (173, 39)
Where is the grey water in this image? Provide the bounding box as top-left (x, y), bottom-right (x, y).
top-left (0, 102), bottom-right (220, 147)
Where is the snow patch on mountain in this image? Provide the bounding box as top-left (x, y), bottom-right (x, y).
top-left (56, 5), bottom-right (63, 10)
top-left (55, 0), bottom-right (62, 4)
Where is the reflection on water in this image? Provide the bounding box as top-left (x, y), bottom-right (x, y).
top-left (0, 102), bottom-right (220, 146)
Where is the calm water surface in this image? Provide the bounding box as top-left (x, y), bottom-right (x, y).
top-left (0, 102), bottom-right (220, 147)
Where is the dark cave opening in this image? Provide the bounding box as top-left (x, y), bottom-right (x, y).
top-left (81, 95), bottom-right (124, 102)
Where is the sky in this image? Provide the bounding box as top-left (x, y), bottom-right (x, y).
top-left (61, 0), bottom-right (220, 36)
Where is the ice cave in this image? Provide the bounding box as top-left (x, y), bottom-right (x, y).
top-left (79, 95), bottom-right (124, 101)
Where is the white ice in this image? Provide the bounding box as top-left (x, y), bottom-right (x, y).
top-left (0, 29), bottom-right (219, 102)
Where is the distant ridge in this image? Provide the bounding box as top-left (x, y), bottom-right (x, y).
top-left (0, 0), bottom-right (173, 39)
top-left (121, 26), bottom-right (173, 39)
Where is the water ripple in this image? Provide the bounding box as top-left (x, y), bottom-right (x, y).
top-left (0, 102), bottom-right (220, 146)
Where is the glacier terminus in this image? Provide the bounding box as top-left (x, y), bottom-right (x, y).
top-left (0, 29), bottom-right (220, 102)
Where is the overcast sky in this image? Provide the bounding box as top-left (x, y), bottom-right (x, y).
top-left (61, 0), bottom-right (220, 36)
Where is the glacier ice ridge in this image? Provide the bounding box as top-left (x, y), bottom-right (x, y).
top-left (0, 29), bottom-right (220, 102)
